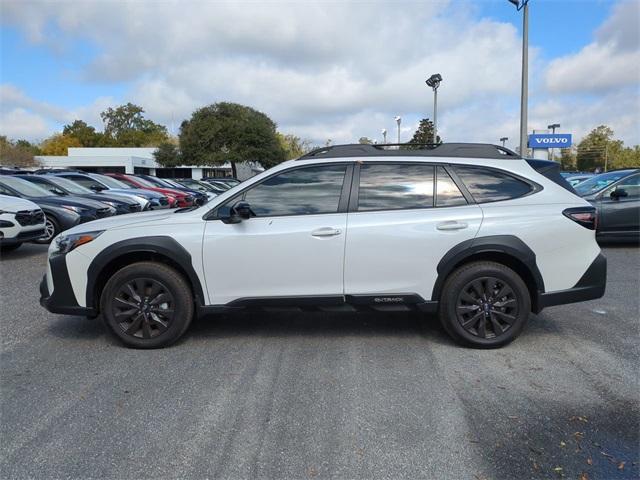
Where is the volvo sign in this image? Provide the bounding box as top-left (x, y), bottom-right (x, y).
top-left (528, 133), bottom-right (572, 149)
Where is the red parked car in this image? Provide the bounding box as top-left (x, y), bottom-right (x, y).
top-left (106, 173), bottom-right (193, 208)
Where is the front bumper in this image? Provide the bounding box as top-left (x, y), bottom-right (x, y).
top-left (536, 253), bottom-right (607, 311)
top-left (1, 228), bottom-right (46, 245)
top-left (39, 253), bottom-right (96, 316)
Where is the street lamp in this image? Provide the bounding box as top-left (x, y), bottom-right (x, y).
top-left (547, 123), bottom-right (560, 160)
top-left (500, 137), bottom-right (509, 147)
top-left (507, 0), bottom-right (530, 157)
top-left (381, 128), bottom-right (387, 144)
top-left (425, 73), bottom-right (442, 144)
top-left (394, 116), bottom-right (401, 144)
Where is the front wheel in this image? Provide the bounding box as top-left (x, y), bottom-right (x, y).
top-left (100, 262), bottom-right (194, 348)
top-left (33, 215), bottom-right (59, 244)
top-left (439, 261), bottom-right (531, 348)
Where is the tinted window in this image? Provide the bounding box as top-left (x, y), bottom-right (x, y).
top-left (62, 175), bottom-right (100, 189)
top-left (574, 171), bottom-right (632, 196)
top-left (455, 166), bottom-right (532, 203)
top-left (358, 163), bottom-right (434, 211)
top-left (610, 174), bottom-right (640, 199)
top-left (237, 164), bottom-right (346, 217)
top-left (436, 167), bottom-right (467, 207)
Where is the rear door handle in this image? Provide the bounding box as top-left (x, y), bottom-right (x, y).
top-left (437, 221), bottom-right (468, 231)
top-left (311, 227), bottom-right (342, 237)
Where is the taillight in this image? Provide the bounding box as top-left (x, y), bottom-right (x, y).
top-left (563, 207), bottom-right (597, 230)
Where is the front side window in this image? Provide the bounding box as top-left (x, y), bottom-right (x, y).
top-left (62, 175), bottom-right (100, 189)
top-left (608, 174), bottom-right (640, 199)
top-left (454, 166), bottom-right (532, 203)
top-left (229, 164), bottom-right (347, 217)
top-left (357, 163), bottom-right (434, 211)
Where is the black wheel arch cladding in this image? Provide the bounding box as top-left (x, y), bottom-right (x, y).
top-left (85, 236), bottom-right (205, 310)
top-left (431, 235), bottom-right (545, 302)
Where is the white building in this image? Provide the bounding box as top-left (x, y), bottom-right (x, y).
top-left (35, 147), bottom-right (263, 180)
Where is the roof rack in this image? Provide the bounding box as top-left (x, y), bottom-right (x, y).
top-left (297, 143), bottom-right (520, 160)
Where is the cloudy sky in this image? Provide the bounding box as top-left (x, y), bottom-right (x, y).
top-left (1, 0), bottom-right (638, 150)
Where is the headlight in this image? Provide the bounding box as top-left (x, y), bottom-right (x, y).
top-left (61, 205), bottom-right (84, 213)
top-left (55, 230), bottom-right (104, 254)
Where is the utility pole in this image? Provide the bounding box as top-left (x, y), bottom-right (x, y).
top-left (500, 137), bottom-right (508, 147)
top-left (394, 116), bottom-right (401, 144)
top-left (508, 0), bottom-right (530, 157)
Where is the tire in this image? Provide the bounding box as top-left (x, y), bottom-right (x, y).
top-left (1, 243), bottom-right (22, 253)
top-left (34, 215), bottom-right (59, 244)
top-left (100, 262), bottom-right (194, 348)
top-left (438, 261), bottom-right (531, 348)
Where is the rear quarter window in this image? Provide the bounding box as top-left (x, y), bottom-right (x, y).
top-left (454, 166), bottom-right (533, 203)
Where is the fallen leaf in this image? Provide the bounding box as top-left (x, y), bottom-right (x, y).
top-left (569, 416), bottom-right (588, 423)
top-left (532, 460), bottom-right (540, 471)
top-left (587, 457), bottom-right (593, 465)
top-left (618, 462), bottom-right (625, 470)
top-left (560, 441), bottom-right (567, 447)
top-left (553, 466), bottom-right (563, 472)
top-left (579, 473), bottom-right (589, 480)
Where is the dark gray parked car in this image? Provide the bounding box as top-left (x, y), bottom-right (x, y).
top-left (575, 169), bottom-right (640, 241)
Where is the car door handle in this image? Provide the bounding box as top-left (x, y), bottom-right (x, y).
top-left (311, 227), bottom-right (342, 237)
top-left (437, 221), bottom-right (468, 231)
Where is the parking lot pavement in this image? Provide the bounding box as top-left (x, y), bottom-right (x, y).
top-left (0, 244), bottom-right (638, 480)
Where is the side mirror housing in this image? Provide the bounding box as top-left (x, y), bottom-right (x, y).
top-left (610, 188), bottom-right (628, 199)
top-left (221, 200), bottom-right (254, 224)
top-left (90, 185), bottom-right (105, 192)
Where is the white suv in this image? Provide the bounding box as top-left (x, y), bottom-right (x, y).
top-left (39, 144), bottom-right (606, 348)
top-left (1, 194), bottom-right (46, 252)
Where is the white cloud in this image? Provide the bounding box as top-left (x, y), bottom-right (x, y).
top-left (545, 1), bottom-right (640, 94)
top-left (0, 108), bottom-right (51, 140)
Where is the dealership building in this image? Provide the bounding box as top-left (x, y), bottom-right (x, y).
top-left (35, 147), bottom-right (263, 180)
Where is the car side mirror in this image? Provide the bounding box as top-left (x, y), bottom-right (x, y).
top-left (90, 185), bottom-right (105, 192)
top-left (610, 188), bottom-right (628, 199)
top-left (52, 188), bottom-right (67, 196)
top-left (221, 200), bottom-right (254, 224)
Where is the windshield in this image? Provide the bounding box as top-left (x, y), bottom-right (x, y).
top-left (127, 175), bottom-right (155, 187)
top-left (0, 176), bottom-right (53, 197)
top-left (574, 171), bottom-right (632, 196)
top-left (47, 176), bottom-right (92, 194)
top-left (91, 174), bottom-right (130, 189)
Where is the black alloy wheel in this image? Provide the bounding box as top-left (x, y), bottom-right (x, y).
top-left (112, 278), bottom-right (175, 339)
top-left (455, 276), bottom-right (518, 339)
top-left (439, 261), bottom-right (530, 348)
top-left (101, 262), bottom-right (194, 348)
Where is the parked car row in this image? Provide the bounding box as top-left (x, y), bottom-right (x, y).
top-left (1, 170), bottom-right (240, 251)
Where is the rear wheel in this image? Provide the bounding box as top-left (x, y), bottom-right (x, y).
top-left (439, 261), bottom-right (531, 348)
top-left (100, 262), bottom-right (194, 348)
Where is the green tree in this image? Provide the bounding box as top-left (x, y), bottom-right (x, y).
top-left (0, 136), bottom-right (40, 167)
top-left (358, 137), bottom-right (373, 144)
top-left (576, 125), bottom-right (621, 171)
top-left (153, 142), bottom-right (182, 167)
top-left (62, 120), bottom-right (103, 147)
top-left (179, 102), bottom-right (285, 176)
top-left (100, 103), bottom-right (169, 147)
top-left (277, 133), bottom-right (312, 160)
top-left (559, 148), bottom-right (577, 171)
top-left (40, 134), bottom-right (82, 156)
top-left (408, 118), bottom-right (441, 146)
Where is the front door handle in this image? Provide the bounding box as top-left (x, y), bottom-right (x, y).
top-left (311, 227), bottom-right (342, 237)
top-left (437, 221), bottom-right (468, 231)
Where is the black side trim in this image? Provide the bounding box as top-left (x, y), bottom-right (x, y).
top-left (199, 293), bottom-right (438, 316)
top-left (85, 236), bottom-right (205, 310)
top-left (40, 257), bottom-right (97, 316)
top-left (537, 254), bottom-right (606, 310)
top-left (432, 235), bottom-right (545, 301)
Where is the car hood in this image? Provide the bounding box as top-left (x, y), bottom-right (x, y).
top-left (87, 192), bottom-right (138, 205)
top-left (24, 195), bottom-right (109, 210)
top-left (0, 194), bottom-right (41, 211)
top-left (106, 188), bottom-right (164, 199)
top-left (62, 209), bottom-right (175, 235)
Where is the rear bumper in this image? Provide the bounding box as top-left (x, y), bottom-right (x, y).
top-left (39, 254), bottom-right (96, 316)
top-left (536, 253), bottom-right (607, 312)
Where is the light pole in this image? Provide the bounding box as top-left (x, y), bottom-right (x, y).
top-left (394, 116), bottom-right (401, 144)
top-left (425, 73), bottom-right (442, 144)
top-left (508, 0), bottom-right (529, 157)
top-left (381, 128), bottom-right (387, 144)
top-left (500, 137), bottom-right (509, 147)
top-left (547, 123), bottom-right (560, 160)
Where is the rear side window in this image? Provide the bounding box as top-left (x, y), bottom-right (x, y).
top-left (358, 163), bottom-right (434, 211)
top-left (454, 166), bottom-right (532, 203)
top-left (436, 166), bottom-right (467, 207)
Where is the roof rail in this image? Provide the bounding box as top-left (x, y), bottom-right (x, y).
top-left (297, 143), bottom-right (520, 160)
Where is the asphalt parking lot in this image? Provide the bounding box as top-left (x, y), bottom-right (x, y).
top-left (1, 244), bottom-right (638, 480)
